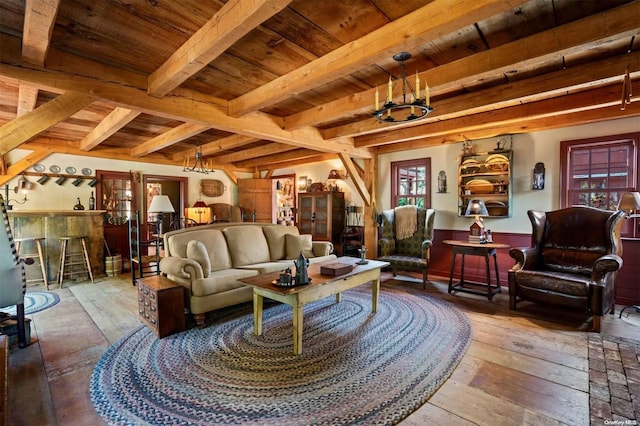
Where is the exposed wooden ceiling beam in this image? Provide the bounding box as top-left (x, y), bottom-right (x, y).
top-left (338, 51), bottom-right (640, 143)
top-left (0, 92), bottom-right (95, 156)
top-left (23, 137), bottom-right (183, 167)
top-left (18, 0), bottom-right (61, 118)
top-left (173, 134), bottom-right (259, 161)
top-left (16, 84), bottom-right (39, 117)
top-left (0, 61), bottom-right (373, 159)
top-left (360, 84), bottom-right (640, 146)
top-left (374, 97), bottom-right (640, 154)
top-left (228, 0), bottom-right (530, 117)
top-left (233, 148), bottom-right (331, 169)
top-left (80, 107), bottom-right (141, 151)
top-left (283, 1), bottom-right (640, 130)
top-left (0, 150), bottom-right (50, 185)
top-left (212, 142), bottom-right (297, 164)
top-left (22, 0), bottom-right (60, 65)
top-left (339, 153), bottom-right (370, 206)
top-left (148, 0), bottom-right (292, 97)
top-left (131, 122), bottom-right (210, 157)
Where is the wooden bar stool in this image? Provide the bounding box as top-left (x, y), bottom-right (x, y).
top-left (57, 236), bottom-right (94, 288)
top-left (15, 237), bottom-right (49, 289)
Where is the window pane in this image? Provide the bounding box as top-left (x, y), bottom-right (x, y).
top-left (391, 159), bottom-right (431, 208)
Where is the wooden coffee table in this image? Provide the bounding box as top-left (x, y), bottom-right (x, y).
top-left (240, 257), bottom-right (390, 355)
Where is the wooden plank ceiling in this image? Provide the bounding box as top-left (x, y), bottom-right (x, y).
top-left (0, 0), bottom-right (639, 183)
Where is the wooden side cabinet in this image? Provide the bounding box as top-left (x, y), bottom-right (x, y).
top-left (298, 191), bottom-right (345, 251)
top-left (137, 275), bottom-right (186, 338)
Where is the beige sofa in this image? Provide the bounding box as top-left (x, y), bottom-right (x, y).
top-left (159, 223), bottom-right (336, 325)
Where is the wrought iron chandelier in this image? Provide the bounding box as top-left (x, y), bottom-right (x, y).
top-left (183, 145), bottom-right (214, 174)
top-left (372, 52), bottom-right (433, 123)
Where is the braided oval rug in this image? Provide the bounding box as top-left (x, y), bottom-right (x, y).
top-left (1, 291), bottom-right (60, 316)
top-left (90, 284), bottom-right (472, 425)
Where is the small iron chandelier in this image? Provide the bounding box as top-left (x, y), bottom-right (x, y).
top-left (372, 52), bottom-right (433, 123)
top-left (183, 145), bottom-right (214, 174)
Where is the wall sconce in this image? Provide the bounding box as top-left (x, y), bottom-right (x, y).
top-left (37, 175), bottom-right (50, 185)
top-left (437, 170), bottom-right (447, 193)
top-left (533, 162), bottom-right (545, 190)
top-left (88, 178), bottom-right (98, 187)
top-left (3, 181), bottom-right (29, 210)
top-left (55, 176), bottom-right (67, 186)
top-left (72, 177), bottom-right (83, 187)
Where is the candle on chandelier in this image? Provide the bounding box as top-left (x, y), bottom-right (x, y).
top-left (387, 76), bottom-right (393, 103)
top-left (415, 71), bottom-right (420, 100)
top-left (375, 86), bottom-right (380, 110)
top-left (410, 94), bottom-right (415, 115)
top-left (425, 82), bottom-right (430, 106)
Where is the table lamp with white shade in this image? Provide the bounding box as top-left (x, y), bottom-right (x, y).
top-left (148, 195), bottom-right (175, 237)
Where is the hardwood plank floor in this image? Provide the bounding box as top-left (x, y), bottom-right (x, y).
top-left (6, 272), bottom-right (639, 425)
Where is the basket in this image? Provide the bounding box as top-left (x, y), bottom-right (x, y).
top-left (201, 179), bottom-right (225, 197)
top-left (484, 154), bottom-right (509, 171)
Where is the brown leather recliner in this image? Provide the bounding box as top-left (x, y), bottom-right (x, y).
top-left (508, 206), bottom-right (625, 332)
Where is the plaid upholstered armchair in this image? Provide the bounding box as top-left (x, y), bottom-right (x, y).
top-left (377, 207), bottom-right (436, 288)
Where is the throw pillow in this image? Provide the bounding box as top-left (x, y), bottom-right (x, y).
top-left (187, 240), bottom-right (211, 278)
top-left (285, 234), bottom-right (315, 259)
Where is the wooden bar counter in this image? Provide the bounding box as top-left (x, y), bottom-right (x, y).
top-left (7, 210), bottom-right (105, 283)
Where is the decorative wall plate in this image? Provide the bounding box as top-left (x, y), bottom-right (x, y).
top-left (81, 168), bottom-right (93, 176)
top-left (33, 163), bottom-right (46, 172)
top-left (49, 165), bottom-right (61, 173)
top-left (66, 166), bottom-right (77, 174)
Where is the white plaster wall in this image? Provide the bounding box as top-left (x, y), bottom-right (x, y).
top-left (376, 116), bottom-right (640, 233)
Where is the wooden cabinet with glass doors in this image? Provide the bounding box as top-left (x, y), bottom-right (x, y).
top-left (96, 170), bottom-right (139, 264)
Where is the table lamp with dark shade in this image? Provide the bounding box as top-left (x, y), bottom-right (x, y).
top-left (617, 191), bottom-right (640, 319)
top-left (185, 197), bottom-right (212, 225)
top-left (148, 195), bottom-right (175, 236)
top-left (465, 199), bottom-right (489, 243)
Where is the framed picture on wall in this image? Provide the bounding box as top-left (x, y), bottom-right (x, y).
top-left (298, 175), bottom-right (307, 192)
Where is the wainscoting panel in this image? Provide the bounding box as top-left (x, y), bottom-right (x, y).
top-left (429, 230), bottom-right (639, 306)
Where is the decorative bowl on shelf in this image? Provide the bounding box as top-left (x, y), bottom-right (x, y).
top-left (461, 158), bottom-right (480, 174)
top-left (485, 200), bottom-right (508, 216)
top-left (484, 154), bottom-right (509, 171)
top-left (465, 179), bottom-right (494, 194)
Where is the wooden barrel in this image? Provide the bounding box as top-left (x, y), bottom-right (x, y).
top-left (105, 254), bottom-right (122, 277)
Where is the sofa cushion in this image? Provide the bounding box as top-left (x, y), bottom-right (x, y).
top-left (262, 226), bottom-right (300, 260)
top-left (191, 268), bottom-right (258, 297)
top-left (285, 234), bottom-right (315, 259)
top-left (223, 226), bottom-right (271, 266)
top-left (167, 229), bottom-right (232, 271)
top-left (187, 240), bottom-right (211, 278)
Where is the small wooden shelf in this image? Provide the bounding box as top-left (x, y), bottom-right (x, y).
top-left (458, 149), bottom-right (513, 218)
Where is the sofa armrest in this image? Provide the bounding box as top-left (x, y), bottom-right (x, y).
top-left (312, 241), bottom-right (334, 257)
top-left (379, 238), bottom-right (395, 256)
top-left (508, 247), bottom-right (538, 271)
top-left (591, 254), bottom-right (623, 282)
top-left (159, 257), bottom-right (204, 282)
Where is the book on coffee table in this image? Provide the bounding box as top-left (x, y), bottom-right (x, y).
top-left (320, 262), bottom-right (354, 276)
